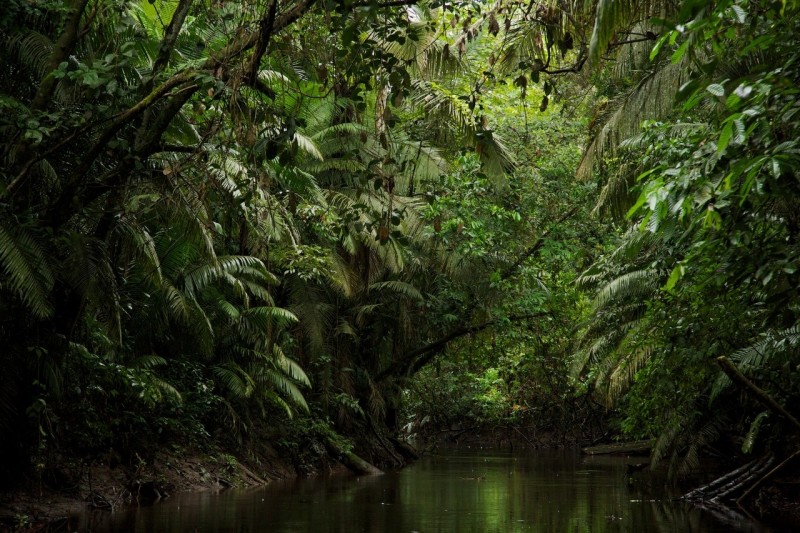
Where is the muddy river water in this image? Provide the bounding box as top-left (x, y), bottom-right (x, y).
top-left (74, 449), bottom-right (770, 532)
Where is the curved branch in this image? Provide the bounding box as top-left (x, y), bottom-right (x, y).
top-left (498, 205), bottom-right (579, 282)
top-left (376, 312), bottom-right (546, 381)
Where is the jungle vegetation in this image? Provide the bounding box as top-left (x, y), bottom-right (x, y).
top-left (0, 0), bottom-right (798, 504)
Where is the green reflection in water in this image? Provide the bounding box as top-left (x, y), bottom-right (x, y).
top-left (75, 450), bottom-right (768, 532)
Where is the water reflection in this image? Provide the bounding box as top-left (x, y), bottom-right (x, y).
top-left (75, 450), bottom-right (769, 532)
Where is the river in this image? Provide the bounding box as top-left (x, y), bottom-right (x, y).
top-left (73, 449), bottom-right (769, 532)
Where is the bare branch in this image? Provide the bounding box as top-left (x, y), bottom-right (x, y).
top-left (717, 356), bottom-right (800, 432)
top-left (152, 0), bottom-right (195, 79)
top-left (247, 0), bottom-right (279, 84)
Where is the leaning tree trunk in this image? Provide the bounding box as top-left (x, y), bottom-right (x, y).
top-left (324, 436), bottom-right (383, 475)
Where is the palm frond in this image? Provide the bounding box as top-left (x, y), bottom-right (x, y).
top-left (130, 354), bottom-right (168, 369)
top-left (240, 305), bottom-right (299, 330)
top-left (153, 377), bottom-right (183, 404)
top-left (593, 268), bottom-right (659, 311)
top-left (675, 415), bottom-right (723, 479)
top-left (711, 325), bottom-right (800, 401)
top-left (602, 344), bottom-right (653, 407)
top-left (213, 363), bottom-right (255, 400)
top-left (116, 217), bottom-right (163, 283)
top-left (3, 29), bottom-right (54, 82)
top-left (588, 0), bottom-right (667, 66)
top-left (373, 6), bottom-right (465, 79)
top-left (273, 344), bottom-right (311, 387)
top-left (293, 131), bottom-right (323, 161)
top-left (476, 129), bottom-right (516, 184)
top-left (369, 280), bottom-right (424, 301)
top-left (163, 283), bottom-right (191, 322)
top-left (183, 255), bottom-right (266, 297)
top-left (578, 60), bottom-right (690, 180)
top-left (409, 79), bottom-right (476, 138)
top-left (594, 168), bottom-right (635, 219)
top-left (253, 366), bottom-right (309, 413)
top-left (652, 406), bottom-right (692, 466)
top-left (0, 223), bottom-right (54, 317)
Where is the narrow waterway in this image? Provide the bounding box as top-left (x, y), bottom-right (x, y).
top-left (74, 450), bottom-right (768, 532)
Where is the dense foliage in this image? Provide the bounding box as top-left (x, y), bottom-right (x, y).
top-left (0, 0), bottom-right (798, 510)
top-left (575, 0), bottom-right (800, 476)
top-left (0, 0), bottom-right (593, 482)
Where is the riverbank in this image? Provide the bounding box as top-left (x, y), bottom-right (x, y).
top-left (0, 444), bottom-right (298, 531)
top-left (5, 424), bottom-right (799, 533)
top-left (0, 420), bottom-right (415, 532)
top-left (41, 449), bottom-right (771, 532)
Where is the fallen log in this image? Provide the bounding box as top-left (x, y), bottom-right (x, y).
top-left (737, 450), bottom-right (800, 508)
top-left (712, 455), bottom-right (774, 502)
top-left (582, 439), bottom-right (654, 455)
top-left (683, 458), bottom-right (762, 501)
top-left (340, 451), bottom-right (384, 476)
top-left (236, 461), bottom-right (269, 486)
top-left (683, 454), bottom-right (774, 503)
top-left (325, 437), bottom-right (383, 476)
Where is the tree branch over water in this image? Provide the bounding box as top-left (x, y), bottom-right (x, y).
top-left (376, 313), bottom-right (547, 382)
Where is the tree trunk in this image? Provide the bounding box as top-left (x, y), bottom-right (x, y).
top-left (325, 437), bottom-right (383, 475)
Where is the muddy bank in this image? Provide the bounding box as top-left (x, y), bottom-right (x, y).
top-left (0, 443), bottom-right (338, 531)
top-left (0, 424), bottom-right (415, 533)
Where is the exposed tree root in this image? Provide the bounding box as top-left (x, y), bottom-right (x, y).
top-left (389, 437), bottom-right (420, 461)
top-left (367, 415), bottom-right (404, 467)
